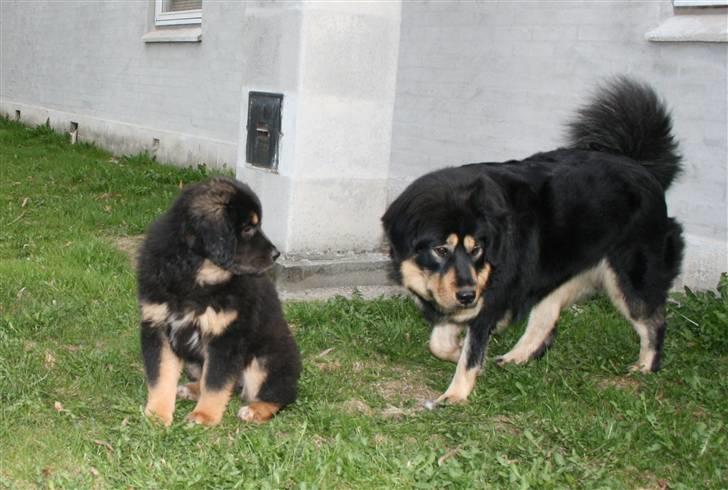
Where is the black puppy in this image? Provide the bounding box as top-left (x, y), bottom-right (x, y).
top-left (137, 177), bottom-right (301, 426)
top-left (382, 77), bottom-right (684, 408)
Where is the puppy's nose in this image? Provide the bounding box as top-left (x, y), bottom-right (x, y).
top-left (271, 248), bottom-right (281, 262)
top-left (456, 289), bottom-right (476, 306)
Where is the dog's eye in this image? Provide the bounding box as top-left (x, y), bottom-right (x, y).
top-left (471, 245), bottom-right (482, 257)
top-left (242, 225), bottom-right (255, 236)
top-left (433, 246), bottom-right (450, 258)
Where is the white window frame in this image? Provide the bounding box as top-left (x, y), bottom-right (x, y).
top-left (155, 0), bottom-right (202, 27)
top-left (673, 0), bottom-right (728, 6)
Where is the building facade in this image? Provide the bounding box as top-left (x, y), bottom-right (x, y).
top-left (1, 0), bottom-right (726, 288)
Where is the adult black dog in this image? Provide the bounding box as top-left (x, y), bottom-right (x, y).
top-left (137, 177), bottom-right (301, 426)
top-left (382, 77), bottom-right (684, 408)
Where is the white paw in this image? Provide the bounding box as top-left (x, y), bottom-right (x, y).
top-left (176, 384), bottom-right (198, 401)
top-left (495, 350), bottom-right (531, 366)
top-left (237, 405), bottom-right (254, 422)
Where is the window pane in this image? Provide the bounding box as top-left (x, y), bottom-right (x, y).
top-left (164, 0), bottom-right (202, 12)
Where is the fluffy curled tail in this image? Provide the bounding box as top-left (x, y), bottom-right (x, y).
top-left (567, 76), bottom-right (682, 190)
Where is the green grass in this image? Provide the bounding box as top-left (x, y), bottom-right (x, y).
top-left (1, 117), bottom-right (726, 489)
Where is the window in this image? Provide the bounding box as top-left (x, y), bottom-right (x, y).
top-left (673, 0), bottom-right (728, 6)
top-left (155, 0), bottom-right (202, 26)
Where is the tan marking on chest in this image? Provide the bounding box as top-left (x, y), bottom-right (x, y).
top-left (140, 302), bottom-right (170, 326)
top-left (196, 307), bottom-right (238, 336)
top-left (196, 259), bottom-right (233, 286)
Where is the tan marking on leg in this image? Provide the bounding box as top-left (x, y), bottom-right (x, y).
top-left (196, 259), bottom-right (233, 286)
top-left (446, 233), bottom-right (459, 248)
top-left (400, 258), bottom-right (431, 300)
top-left (602, 261), bottom-right (660, 373)
top-left (177, 381), bottom-right (200, 401)
top-left (186, 362), bottom-right (234, 426)
top-left (237, 401), bottom-right (282, 423)
top-left (434, 329), bottom-right (479, 404)
top-left (250, 212), bottom-right (259, 225)
top-left (140, 302), bottom-right (169, 326)
top-left (240, 358), bottom-right (268, 402)
top-left (498, 265), bottom-right (600, 365)
top-left (144, 343), bottom-right (183, 426)
top-left (196, 307), bottom-right (238, 337)
top-left (429, 323), bottom-right (464, 363)
top-left (463, 235), bottom-right (476, 253)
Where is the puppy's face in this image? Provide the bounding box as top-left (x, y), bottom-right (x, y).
top-left (185, 177), bottom-right (279, 275)
top-left (400, 231), bottom-right (492, 318)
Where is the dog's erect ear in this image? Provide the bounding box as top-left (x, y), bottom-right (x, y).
top-left (191, 209), bottom-right (237, 269)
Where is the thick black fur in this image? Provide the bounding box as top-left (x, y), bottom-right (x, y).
top-left (383, 77), bottom-right (684, 384)
top-left (138, 177), bottom-right (301, 423)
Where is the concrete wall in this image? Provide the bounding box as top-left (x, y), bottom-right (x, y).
top-left (237, 2), bottom-right (402, 255)
top-left (0, 0), bottom-right (247, 168)
top-left (389, 1), bottom-right (728, 289)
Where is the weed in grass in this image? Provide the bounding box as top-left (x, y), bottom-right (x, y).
top-left (1, 117), bottom-right (727, 488)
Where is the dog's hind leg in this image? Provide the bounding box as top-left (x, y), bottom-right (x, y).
top-left (603, 263), bottom-right (667, 373)
top-left (496, 267), bottom-right (600, 366)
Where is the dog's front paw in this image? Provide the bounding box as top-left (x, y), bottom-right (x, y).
top-left (629, 362), bottom-right (656, 374)
top-left (186, 410), bottom-right (222, 426)
top-left (495, 351), bottom-right (530, 366)
top-left (424, 391), bottom-right (469, 410)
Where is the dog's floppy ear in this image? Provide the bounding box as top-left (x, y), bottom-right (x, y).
top-left (382, 193), bottom-right (417, 262)
top-left (187, 194), bottom-right (237, 269)
top-left (468, 177), bottom-right (512, 266)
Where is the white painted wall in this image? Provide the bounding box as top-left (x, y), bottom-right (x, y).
top-left (389, 1), bottom-right (728, 289)
top-left (1, 0), bottom-right (725, 287)
top-left (0, 0), bottom-right (247, 168)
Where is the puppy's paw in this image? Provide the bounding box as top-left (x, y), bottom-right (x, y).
top-left (186, 410), bottom-right (222, 426)
top-left (144, 404), bottom-right (174, 427)
top-left (176, 382), bottom-right (200, 401)
top-left (237, 402), bottom-right (281, 423)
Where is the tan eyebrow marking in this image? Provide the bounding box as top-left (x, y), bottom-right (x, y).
top-left (464, 235), bottom-right (476, 253)
top-left (250, 212), bottom-right (259, 225)
top-left (446, 234), bottom-right (458, 248)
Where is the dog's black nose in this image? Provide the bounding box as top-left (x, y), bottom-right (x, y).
top-left (456, 290), bottom-right (476, 306)
top-left (271, 248), bottom-right (281, 262)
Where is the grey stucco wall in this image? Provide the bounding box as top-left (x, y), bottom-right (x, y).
top-left (0, 1), bottom-right (248, 168)
top-left (389, 1), bottom-right (728, 288)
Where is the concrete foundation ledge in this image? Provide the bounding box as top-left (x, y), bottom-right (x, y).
top-left (272, 252), bottom-right (396, 292)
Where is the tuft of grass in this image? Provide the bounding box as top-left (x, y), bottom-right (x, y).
top-left (1, 117), bottom-right (727, 488)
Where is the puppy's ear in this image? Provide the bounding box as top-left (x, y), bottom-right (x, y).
top-left (191, 210), bottom-right (237, 269)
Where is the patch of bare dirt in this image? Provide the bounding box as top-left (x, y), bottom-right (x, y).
top-left (111, 235), bottom-right (144, 267)
top-left (341, 399), bottom-right (374, 416)
top-left (597, 376), bottom-right (641, 393)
